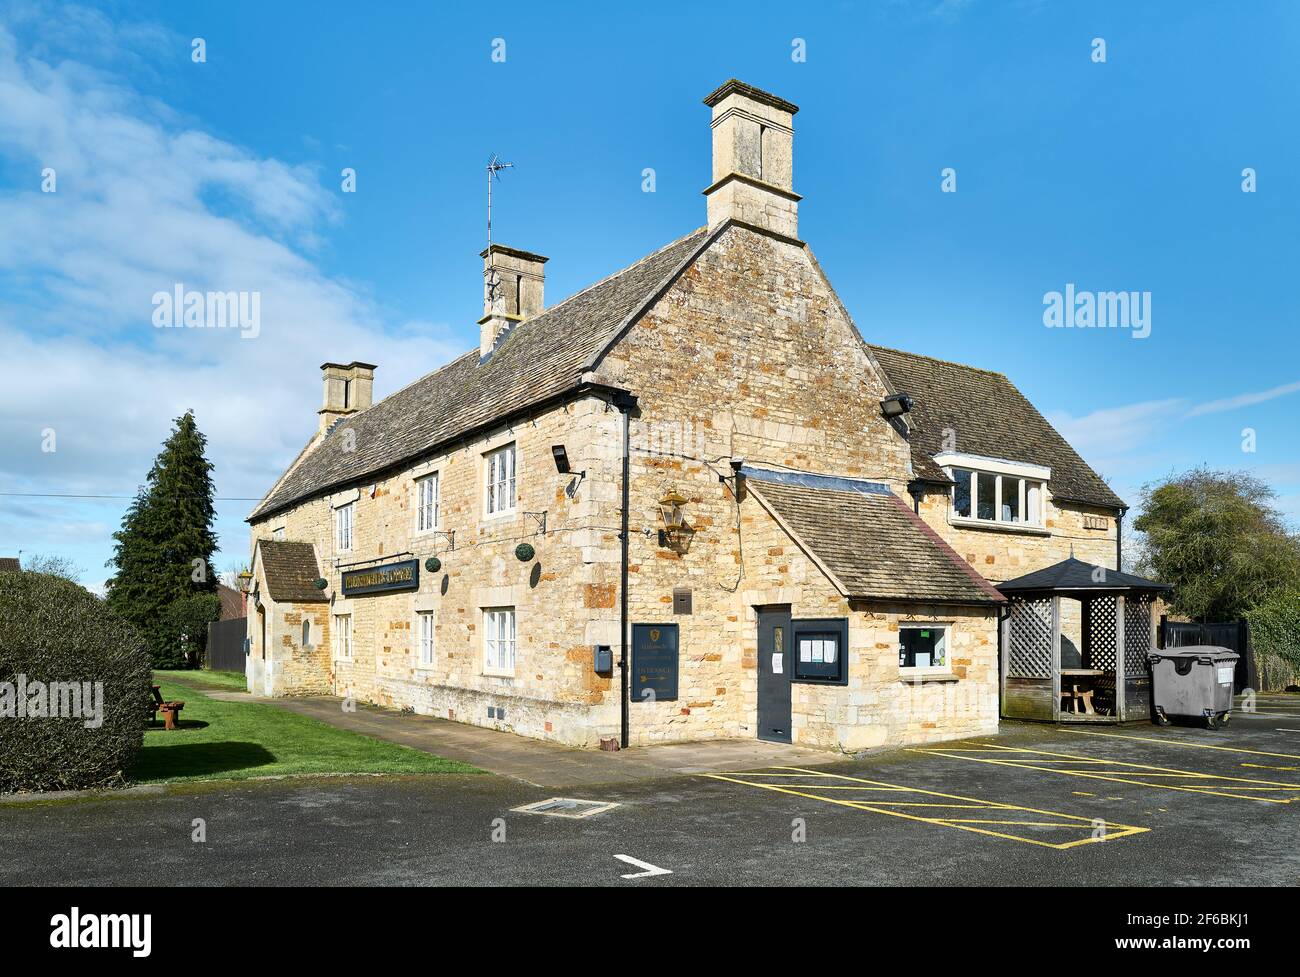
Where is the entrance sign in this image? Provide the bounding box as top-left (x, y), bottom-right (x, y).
top-left (632, 623), bottom-right (679, 702)
top-left (341, 559), bottom-right (419, 596)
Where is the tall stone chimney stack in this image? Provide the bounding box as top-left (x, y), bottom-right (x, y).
top-left (479, 244), bottom-right (547, 359)
top-left (318, 361), bottom-right (376, 434)
top-left (702, 80), bottom-right (801, 239)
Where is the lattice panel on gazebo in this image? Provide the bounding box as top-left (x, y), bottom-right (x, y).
top-left (1007, 597), bottom-right (1053, 678)
top-left (1125, 596), bottom-right (1153, 672)
top-left (1088, 596), bottom-right (1118, 670)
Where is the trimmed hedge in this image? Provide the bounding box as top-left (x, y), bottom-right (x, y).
top-left (0, 571), bottom-right (152, 792)
top-left (1246, 589), bottom-right (1300, 691)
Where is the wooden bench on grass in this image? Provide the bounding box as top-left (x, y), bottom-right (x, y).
top-left (150, 684), bottom-right (186, 730)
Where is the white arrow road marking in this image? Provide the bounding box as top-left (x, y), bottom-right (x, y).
top-left (614, 854), bottom-right (672, 879)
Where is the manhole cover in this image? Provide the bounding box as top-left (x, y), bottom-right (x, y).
top-left (511, 797), bottom-right (620, 819)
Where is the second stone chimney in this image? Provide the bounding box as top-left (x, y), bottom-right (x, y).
top-left (319, 361), bottom-right (376, 434)
top-left (479, 244), bottom-right (547, 358)
top-left (702, 79), bottom-right (801, 239)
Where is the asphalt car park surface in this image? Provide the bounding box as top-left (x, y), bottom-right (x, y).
top-left (3, 695), bottom-right (1298, 886)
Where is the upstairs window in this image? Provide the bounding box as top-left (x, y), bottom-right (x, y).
top-left (335, 502), bottom-right (354, 551)
top-left (949, 466), bottom-right (1045, 528)
top-left (485, 443), bottom-right (517, 516)
top-left (416, 473), bottom-right (440, 532)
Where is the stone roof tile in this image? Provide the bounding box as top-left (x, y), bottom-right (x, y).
top-left (868, 345), bottom-right (1125, 510)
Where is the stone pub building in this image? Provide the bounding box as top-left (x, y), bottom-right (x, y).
top-left (245, 81), bottom-right (1124, 751)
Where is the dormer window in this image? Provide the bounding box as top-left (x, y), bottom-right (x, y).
top-left (935, 452), bottom-right (1049, 530)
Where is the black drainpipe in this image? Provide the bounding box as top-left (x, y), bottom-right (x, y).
top-left (1116, 507), bottom-right (1126, 570)
top-left (612, 391), bottom-right (638, 749)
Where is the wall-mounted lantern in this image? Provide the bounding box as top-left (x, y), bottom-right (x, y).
top-left (658, 489), bottom-right (688, 532)
top-left (237, 570), bottom-right (253, 594)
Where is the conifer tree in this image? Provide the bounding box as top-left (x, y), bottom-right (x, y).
top-left (106, 411), bottom-right (220, 665)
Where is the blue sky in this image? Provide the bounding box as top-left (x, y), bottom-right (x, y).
top-left (1, 0), bottom-right (1297, 590)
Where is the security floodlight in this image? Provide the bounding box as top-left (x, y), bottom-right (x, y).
top-left (881, 393), bottom-right (914, 419)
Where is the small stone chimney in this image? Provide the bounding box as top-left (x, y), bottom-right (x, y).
top-left (319, 361), bottom-right (376, 434)
top-left (702, 79), bottom-right (800, 239)
top-left (479, 244), bottom-right (547, 358)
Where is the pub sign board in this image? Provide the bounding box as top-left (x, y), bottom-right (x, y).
top-left (632, 623), bottom-right (679, 702)
top-left (341, 558), bottom-right (419, 596)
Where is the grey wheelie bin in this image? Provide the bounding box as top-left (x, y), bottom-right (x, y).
top-left (1148, 645), bottom-right (1239, 729)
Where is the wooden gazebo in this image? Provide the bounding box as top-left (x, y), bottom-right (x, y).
top-left (997, 558), bottom-right (1172, 724)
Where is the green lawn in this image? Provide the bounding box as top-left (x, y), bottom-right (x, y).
top-left (154, 668), bottom-right (248, 690)
top-left (131, 682), bottom-right (481, 784)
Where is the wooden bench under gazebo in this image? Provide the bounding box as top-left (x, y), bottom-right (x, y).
top-left (997, 557), bottom-right (1172, 724)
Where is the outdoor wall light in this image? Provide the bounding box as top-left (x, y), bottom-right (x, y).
top-left (551, 444), bottom-right (571, 474)
top-left (880, 393), bottom-right (914, 419)
top-left (237, 569), bottom-right (253, 594)
top-left (658, 489), bottom-right (688, 531)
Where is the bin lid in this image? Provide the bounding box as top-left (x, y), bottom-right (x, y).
top-left (1148, 644), bottom-right (1239, 663)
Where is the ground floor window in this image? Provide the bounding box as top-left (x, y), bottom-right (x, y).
top-left (899, 623), bottom-right (949, 673)
top-left (483, 607), bottom-right (516, 676)
top-left (333, 613), bottom-right (353, 659)
top-left (417, 610), bottom-right (435, 666)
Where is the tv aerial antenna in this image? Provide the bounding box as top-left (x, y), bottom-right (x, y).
top-left (485, 153), bottom-right (514, 306)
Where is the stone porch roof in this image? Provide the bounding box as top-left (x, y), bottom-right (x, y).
top-left (745, 468), bottom-right (1005, 606)
top-left (249, 228), bottom-right (711, 521)
top-left (868, 345), bottom-right (1125, 510)
top-left (255, 540), bottom-right (327, 604)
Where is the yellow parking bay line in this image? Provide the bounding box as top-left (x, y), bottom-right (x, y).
top-left (1066, 728), bottom-right (1300, 762)
top-left (702, 766), bottom-right (1147, 849)
top-left (910, 743), bottom-right (1300, 804)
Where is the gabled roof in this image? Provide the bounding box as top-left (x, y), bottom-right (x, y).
top-left (249, 227), bottom-right (710, 521)
top-left (745, 468), bottom-right (1005, 605)
top-left (0, 557), bottom-right (20, 573)
top-left (997, 557), bottom-right (1171, 595)
top-left (868, 345), bottom-right (1125, 511)
top-left (254, 540), bottom-right (327, 603)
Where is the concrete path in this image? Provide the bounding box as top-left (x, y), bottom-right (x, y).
top-left (162, 673), bottom-right (840, 788)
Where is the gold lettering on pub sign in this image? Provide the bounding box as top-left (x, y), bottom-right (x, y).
top-left (343, 561), bottom-right (417, 593)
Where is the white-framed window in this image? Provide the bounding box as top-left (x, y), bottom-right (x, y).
top-left (273, 526), bottom-right (286, 541)
top-left (898, 622), bottom-right (950, 674)
top-left (484, 443), bottom-right (517, 517)
top-left (332, 613), bottom-right (353, 659)
top-left (335, 501), bottom-right (354, 551)
top-left (935, 452), bottom-right (1049, 529)
top-left (415, 472), bottom-right (440, 533)
top-left (483, 607), bottom-right (516, 675)
top-left (417, 610), bottom-right (435, 667)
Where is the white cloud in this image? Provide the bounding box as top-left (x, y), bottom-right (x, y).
top-left (0, 11), bottom-right (463, 583)
top-left (1045, 398), bottom-right (1186, 458)
top-left (1185, 379), bottom-right (1300, 418)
